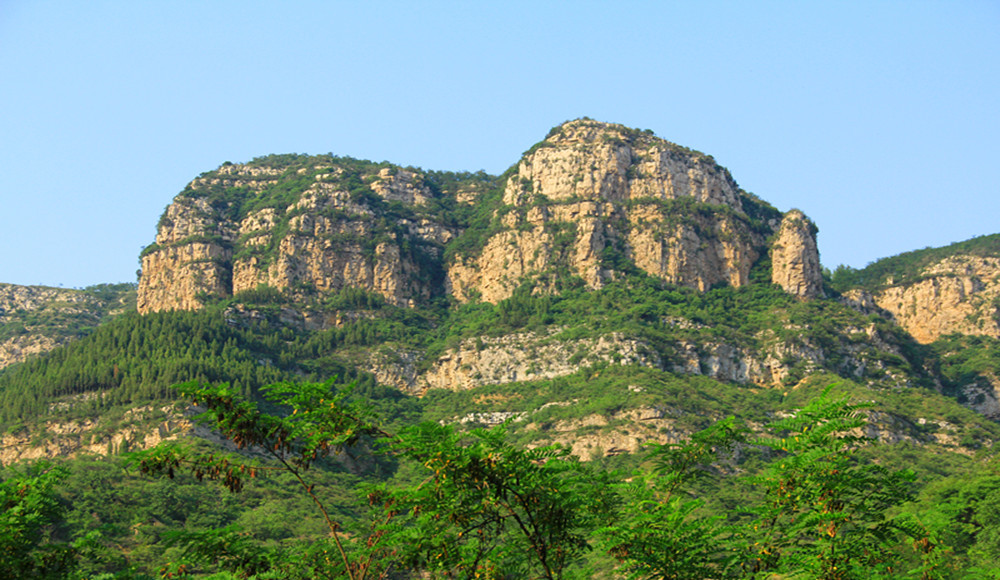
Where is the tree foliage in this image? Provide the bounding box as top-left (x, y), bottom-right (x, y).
top-left (123, 381), bottom-right (942, 579)
top-left (0, 463), bottom-right (77, 580)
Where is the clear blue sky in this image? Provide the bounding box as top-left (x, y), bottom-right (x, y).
top-left (2, 1), bottom-right (998, 288)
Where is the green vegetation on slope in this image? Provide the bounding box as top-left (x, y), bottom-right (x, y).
top-left (0, 273), bottom-right (945, 432)
top-left (7, 381), bottom-right (996, 579)
top-left (829, 233), bottom-right (1000, 293)
top-left (0, 283), bottom-right (136, 345)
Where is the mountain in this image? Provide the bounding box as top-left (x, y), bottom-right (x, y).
top-left (136, 119), bottom-right (821, 316)
top-left (5, 119), bottom-right (1000, 577)
top-left (1, 118), bottom-right (997, 465)
top-left (4, 119), bottom-right (1000, 450)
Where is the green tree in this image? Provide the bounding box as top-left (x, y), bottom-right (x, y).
top-left (0, 463), bottom-right (77, 580)
top-left (133, 379), bottom-right (395, 579)
top-left (597, 417), bottom-right (748, 579)
top-left (735, 390), bottom-right (924, 579)
top-left (384, 422), bottom-right (614, 579)
top-left (134, 380), bottom-right (615, 579)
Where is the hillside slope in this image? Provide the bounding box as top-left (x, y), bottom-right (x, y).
top-left (1, 119), bottom-right (998, 463)
top-left (0, 283), bottom-right (135, 369)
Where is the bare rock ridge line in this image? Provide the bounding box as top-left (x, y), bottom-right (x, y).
top-left (137, 119), bottom-right (824, 314)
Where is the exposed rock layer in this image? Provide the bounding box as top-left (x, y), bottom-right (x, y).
top-left (447, 120), bottom-right (780, 302)
top-left (137, 120), bottom-right (823, 313)
top-left (0, 283), bottom-right (132, 368)
top-left (138, 166), bottom-right (444, 313)
top-left (870, 255), bottom-right (1000, 344)
top-left (771, 210), bottom-right (824, 299)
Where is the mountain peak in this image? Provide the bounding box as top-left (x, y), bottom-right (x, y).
top-left (137, 121), bottom-right (818, 312)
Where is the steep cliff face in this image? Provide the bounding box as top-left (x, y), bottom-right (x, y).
top-left (229, 171), bottom-right (439, 306)
top-left (137, 197), bottom-right (235, 313)
top-left (870, 255), bottom-right (1000, 344)
top-left (138, 159), bottom-right (453, 314)
top-left (446, 120), bottom-right (781, 302)
top-left (138, 121), bottom-right (831, 313)
top-left (771, 210), bottom-right (824, 299)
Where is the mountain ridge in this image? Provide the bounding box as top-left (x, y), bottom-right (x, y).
top-left (136, 119), bottom-right (824, 316)
top-left (2, 119), bottom-right (999, 465)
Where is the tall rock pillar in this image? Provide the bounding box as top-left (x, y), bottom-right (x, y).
top-left (771, 209), bottom-right (824, 299)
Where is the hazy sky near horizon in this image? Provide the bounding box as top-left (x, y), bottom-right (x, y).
top-left (1, 1), bottom-right (998, 288)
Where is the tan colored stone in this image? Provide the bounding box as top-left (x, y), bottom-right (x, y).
top-left (873, 255), bottom-right (1000, 343)
top-left (771, 210), bottom-right (824, 299)
top-left (447, 119), bottom-right (769, 302)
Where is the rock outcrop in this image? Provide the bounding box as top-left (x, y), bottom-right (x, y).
top-left (0, 403), bottom-right (192, 465)
top-left (871, 255), bottom-right (1000, 344)
top-left (137, 197), bottom-right (235, 313)
top-left (419, 330), bottom-right (662, 393)
top-left (446, 120), bottom-right (781, 302)
top-left (361, 312), bottom-right (912, 399)
top-left (771, 210), bottom-right (824, 299)
top-left (138, 119), bottom-right (824, 313)
top-left (138, 160), bottom-right (449, 314)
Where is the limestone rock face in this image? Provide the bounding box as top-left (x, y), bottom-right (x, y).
top-left (419, 330), bottom-right (662, 393)
top-left (137, 121), bottom-right (829, 313)
top-left (138, 160), bottom-right (448, 314)
top-left (771, 210), bottom-right (824, 299)
top-left (230, 192), bottom-right (428, 307)
top-left (446, 119), bottom-right (779, 302)
top-left (0, 334), bottom-right (60, 369)
top-left (0, 404), bottom-right (192, 465)
top-left (872, 255), bottom-right (1000, 343)
top-left (137, 197), bottom-right (235, 313)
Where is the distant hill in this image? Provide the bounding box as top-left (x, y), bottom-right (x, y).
top-left (0, 283), bottom-right (135, 369)
top-left (831, 234), bottom-right (1000, 344)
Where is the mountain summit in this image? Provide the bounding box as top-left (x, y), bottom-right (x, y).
top-left (137, 119), bottom-right (823, 314)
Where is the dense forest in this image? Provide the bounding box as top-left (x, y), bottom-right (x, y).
top-left (5, 378), bottom-right (1000, 578)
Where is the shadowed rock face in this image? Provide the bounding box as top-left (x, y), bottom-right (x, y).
top-left (771, 210), bottom-right (824, 299)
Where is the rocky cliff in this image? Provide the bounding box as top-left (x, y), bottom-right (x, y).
top-left (871, 255), bottom-right (1000, 344)
top-left (138, 160), bottom-right (458, 314)
top-left (771, 210), bottom-right (824, 299)
top-left (446, 120), bottom-right (788, 301)
top-left (835, 237), bottom-right (1000, 344)
top-left (138, 120), bottom-right (822, 313)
